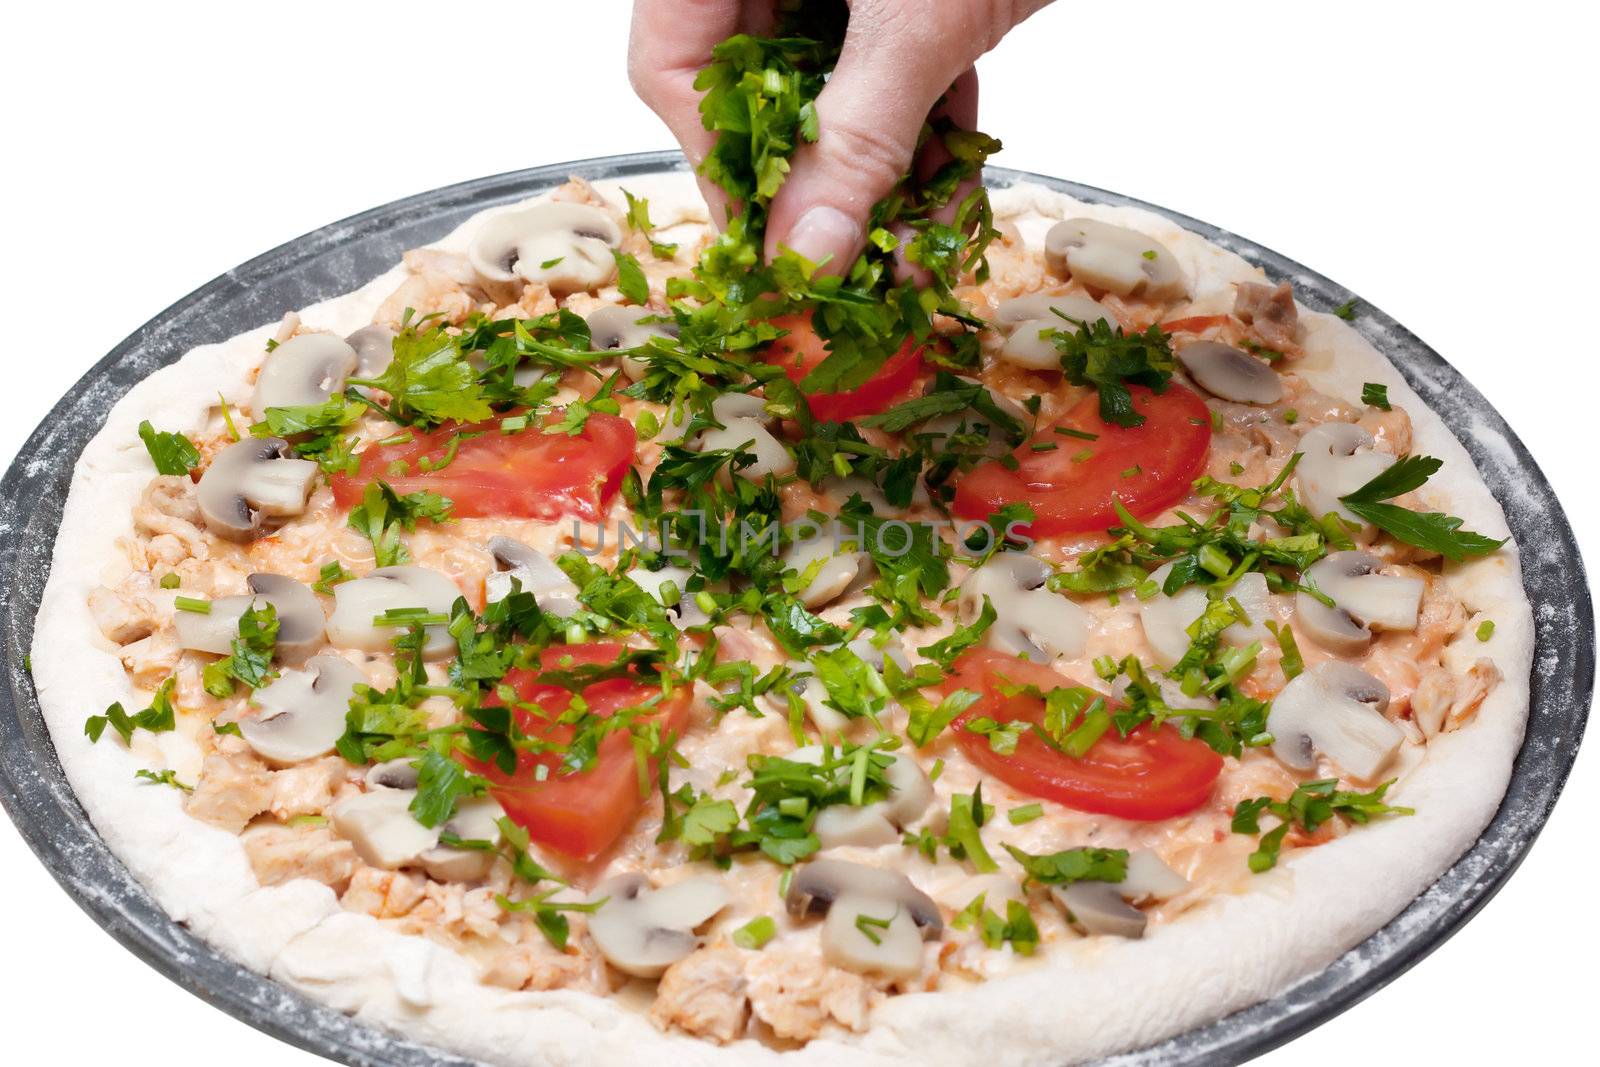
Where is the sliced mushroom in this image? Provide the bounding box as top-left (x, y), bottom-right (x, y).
top-left (1266, 661), bottom-right (1402, 780)
top-left (1044, 218), bottom-right (1187, 301)
top-left (958, 553), bottom-right (1088, 661)
top-left (196, 438), bottom-right (318, 539)
top-left (1295, 422), bottom-right (1396, 525)
top-left (1138, 564), bottom-right (1271, 667)
top-left (791, 746), bottom-right (934, 849)
top-left (626, 564), bottom-right (710, 626)
top-left (365, 758), bottom-right (421, 790)
top-left (241, 655), bottom-right (366, 764)
top-left (172, 573), bottom-right (324, 661)
top-left (485, 536), bottom-right (580, 616)
top-left (783, 529), bottom-right (868, 609)
top-left (786, 859), bottom-right (941, 978)
top-left (346, 324), bottom-right (397, 378)
top-left (329, 788), bottom-right (440, 870)
top-left (420, 796), bottom-right (506, 882)
top-left (587, 304), bottom-right (678, 382)
top-left (587, 873), bottom-right (730, 978)
top-left (1052, 883), bottom-right (1147, 939)
top-left (1295, 551), bottom-right (1426, 653)
top-left (252, 334), bottom-right (358, 414)
top-left (695, 395), bottom-right (795, 480)
top-left (993, 292), bottom-right (1116, 369)
top-left (1050, 850), bottom-right (1188, 939)
top-left (1177, 340), bottom-right (1283, 405)
top-left (468, 202), bottom-right (622, 294)
top-left (326, 566), bottom-right (462, 658)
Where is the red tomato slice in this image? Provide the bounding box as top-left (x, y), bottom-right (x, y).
top-left (331, 413), bottom-right (636, 522)
top-left (763, 312), bottom-right (925, 422)
top-left (953, 384), bottom-right (1211, 537)
top-left (944, 649), bottom-right (1222, 821)
top-left (463, 643), bottom-right (690, 860)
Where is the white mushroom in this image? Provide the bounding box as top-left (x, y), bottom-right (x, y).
top-left (1049, 850), bottom-right (1188, 939)
top-left (328, 788), bottom-right (441, 870)
top-left (783, 528), bottom-right (868, 609)
top-left (241, 655), bottom-right (366, 764)
top-left (786, 859), bottom-right (941, 979)
top-left (694, 393), bottom-right (794, 479)
top-left (993, 291), bottom-right (1116, 369)
top-left (626, 564), bottom-right (710, 626)
top-left (326, 566), bottom-right (462, 658)
top-left (1266, 661), bottom-right (1402, 780)
top-left (790, 746), bottom-right (934, 849)
top-left (587, 874), bottom-right (730, 978)
top-left (1177, 340), bottom-right (1283, 404)
top-left (1138, 564), bottom-right (1271, 667)
top-left (958, 553), bottom-right (1088, 661)
top-left (196, 438), bottom-right (318, 540)
top-left (1044, 218), bottom-right (1187, 301)
top-left (1295, 551), bottom-right (1426, 653)
top-left (420, 796), bottom-right (506, 882)
top-left (1295, 422), bottom-right (1396, 525)
top-left (365, 758), bottom-right (420, 790)
top-left (172, 573), bottom-right (325, 661)
top-left (468, 202), bottom-right (622, 294)
top-left (346, 324), bottom-right (397, 378)
top-left (484, 536), bottom-right (580, 616)
top-left (252, 334), bottom-right (357, 414)
top-left (587, 304), bottom-right (678, 382)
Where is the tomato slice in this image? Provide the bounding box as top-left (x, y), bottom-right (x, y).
top-left (463, 643), bottom-right (690, 860)
top-left (331, 413), bottom-right (636, 522)
top-left (944, 649), bottom-right (1222, 821)
top-left (763, 312), bottom-right (925, 422)
top-left (953, 384), bottom-right (1211, 537)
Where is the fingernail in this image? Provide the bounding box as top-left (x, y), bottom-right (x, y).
top-left (781, 206), bottom-right (861, 271)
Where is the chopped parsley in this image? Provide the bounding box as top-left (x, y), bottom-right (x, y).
top-left (137, 420), bottom-right (201, 475)
top-left (85, 677), bottom-right (179, 744)
top-left (348, 479), bottom-right (453, 567)
top-left (1360, 382), bottom-right (1391, 410)
top-left (1231, 779), bottom-right (1412, 872)
top-left (1339, 455), bottom-right (1506, 561)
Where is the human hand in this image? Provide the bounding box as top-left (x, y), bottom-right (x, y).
top-left (629, 0), bottom-right (1053, 270)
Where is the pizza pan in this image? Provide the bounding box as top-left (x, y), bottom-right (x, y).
top-left (0, 151), bottom-right (1592, 1067)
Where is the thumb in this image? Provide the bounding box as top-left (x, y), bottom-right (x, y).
top-left (762, 13), bottom-right (960, 270)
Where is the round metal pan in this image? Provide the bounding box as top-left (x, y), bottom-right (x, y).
top-left (0, 151), bottom-right (1592, 1066)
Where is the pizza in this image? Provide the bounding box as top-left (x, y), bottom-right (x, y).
top-left (30, 22), bottom-right (1529, 1067)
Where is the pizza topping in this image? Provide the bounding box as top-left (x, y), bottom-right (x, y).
top-left (1233, 280), bottom-right (1300, 352)
top-left (1294, 422), bottom-right (1396, 525)
top-left (958, 553), bottom-right (1087, 662)
top-left (173, 572), bottom-right (323, 660)
top-left (1047, 852), bottom-right (1188, 939)
top-left (1266, 662), bottom-right (1402, 780)
top-left (251, 333), bottom-right (358, 414)
top-left (1176, 340), bottom-right (1284, 405)
top-left (783, 532), bottom-right (868, 610)
top-left (345, 324), bottom-right (397, 378)
top-left (993, 291), bottom-right (1115, 370)
top-left (195, 437), bottom-right (318, 539)
top-left (787, 746), bottom-right (933, 849)
top-left (1044, 218), bottom-right (1187, 302)
top-left (587, 303), bottom-right (678, 381)
top-left (484, 536), bottom-right (581, 616)
top-left (786, 859), bottom-right (940, 977)
top-left (468, 201), bottom-right (622, 293)
top-left (325, 566), bottom-right (461, 658)
top-left (694, 393), bottom-right (795, 480)
top-left (1137, 564), bottom-right (1271, 667)
top-left (241, 654), bottom-right (365, 764)
top-left (587, 873), bottom-right (731, 978)
top-left (1295, 551), bottom-right (1425, 653)
top-left (329, 788), bottom-right (443, 870)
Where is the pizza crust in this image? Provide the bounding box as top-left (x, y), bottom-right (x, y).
top-left (31, 172), bottom-right (1532, 1066)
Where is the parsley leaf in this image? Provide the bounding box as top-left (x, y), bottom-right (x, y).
top-left (1003, 843), bottom-right (1128, 886)
top-left (1232, 778), bottom-right (1412, 872)
top-left (1360, 382), bottom-right (1391, 410)
top-left (1339, 455), bottom-right (1506, 561)
top-left (348, 479), bottom-right (453, 567)
top-left (138, 421), bottom-right (201, 475)
top-left (1048, 319), bottom-right (1176, 428)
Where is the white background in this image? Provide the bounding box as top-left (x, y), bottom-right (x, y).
top-left (2, 2), bottom-right (1595, 1064)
